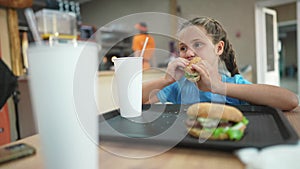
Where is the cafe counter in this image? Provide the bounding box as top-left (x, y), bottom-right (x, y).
top-left (97, 68), bottom-right (166, 113)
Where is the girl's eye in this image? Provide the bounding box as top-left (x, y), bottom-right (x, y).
top-left (179, 46), bottom-right (187, 52)
top-left (193, 42), bottom-right (203, 49)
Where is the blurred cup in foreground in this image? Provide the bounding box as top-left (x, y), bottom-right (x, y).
top-left (28, 41), bottom-right (99, 169)
top-left (113, 57), bottom-right (143, 118)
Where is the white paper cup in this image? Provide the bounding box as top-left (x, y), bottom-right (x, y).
top-left (113, 57), bottom-right (143, 118)
top-left (28, 41), bottom-right (99, 169)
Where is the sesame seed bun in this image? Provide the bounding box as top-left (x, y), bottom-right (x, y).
top-left (186, 102), bottom-right (244, 122)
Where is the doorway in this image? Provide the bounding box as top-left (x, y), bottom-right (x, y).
top-left (255, 6), bottom-right (280, 86)
top-left (255, 0), bottom-right (298, 95)
top-left (278, 22), bottom-right (298, 93)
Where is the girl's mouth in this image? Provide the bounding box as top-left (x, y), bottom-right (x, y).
top-left (186, 56), bottom-right (199, 61)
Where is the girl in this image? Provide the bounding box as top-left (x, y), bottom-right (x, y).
top-left (142, 17), bottom-right (298, 111)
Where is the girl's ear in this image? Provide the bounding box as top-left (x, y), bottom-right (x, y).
top-left (215, 41), bottom-right (224, 55)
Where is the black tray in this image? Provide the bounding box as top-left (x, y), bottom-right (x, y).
top-left (98, 104), bottom-right (299, 151)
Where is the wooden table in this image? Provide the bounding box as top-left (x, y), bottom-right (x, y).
top-left (1, 107), bottom-right (300, 169)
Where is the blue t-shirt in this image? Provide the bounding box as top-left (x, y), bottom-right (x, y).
top-left (157, 74), bottom-right (251, 105)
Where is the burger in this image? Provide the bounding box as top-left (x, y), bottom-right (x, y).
top-left (184, 57), bottom-right (201, 82)
top-left (185, 102), bottom-right (249, 140)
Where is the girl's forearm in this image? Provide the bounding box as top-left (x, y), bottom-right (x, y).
top-left (219, 83), bottom-right (299, 111)
top-left (142, 77), bottom-right (173, 104)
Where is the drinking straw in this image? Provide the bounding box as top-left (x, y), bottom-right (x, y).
top-left (139, 37), bottom-right (149, 57)
top-left (24, 8), bottom-right (42, 45)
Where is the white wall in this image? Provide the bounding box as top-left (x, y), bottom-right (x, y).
top-left (81, 0), bottom-right (170, 28)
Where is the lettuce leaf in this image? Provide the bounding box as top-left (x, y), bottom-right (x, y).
top-left (227, 129), bottom-right (243, 140)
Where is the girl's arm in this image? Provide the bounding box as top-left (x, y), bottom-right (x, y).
top-left (220, 83), bottom-right (299, 111)
top-left (142, 77), bottom-right (172, 104)
top-left (142, 58), bottom-right (189, 104)
top-left (192, 62), bottom-right (299, 111)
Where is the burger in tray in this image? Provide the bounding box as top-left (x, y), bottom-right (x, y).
top-left (184, 57), bottom-right (202, 82)
top-left (185, 102), bottom-right (249, 140)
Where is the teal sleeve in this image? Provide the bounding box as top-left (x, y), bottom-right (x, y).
top-left (235, 74), bottom-right (252, 84)
top-left (157, 82), bottom-right (179, 104)
top-left (224, 74), bottom-right (252, 105)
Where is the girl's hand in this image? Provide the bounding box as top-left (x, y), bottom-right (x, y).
top-left (192, 60), bottom-right (225, 94)
top-left (165, 57), bottom-right (189, 83)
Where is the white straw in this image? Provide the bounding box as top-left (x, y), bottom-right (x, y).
top-left (139, 37), bottom-right (149, 57)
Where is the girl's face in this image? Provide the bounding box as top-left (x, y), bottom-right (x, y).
top-left (178, 25), bottom-right (222, 66)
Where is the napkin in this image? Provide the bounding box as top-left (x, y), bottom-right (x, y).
top-left (235, 142), bottom-right (300, 169)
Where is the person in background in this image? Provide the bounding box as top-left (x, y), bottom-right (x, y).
top-left (132, 22), bottom-right (155, 69)
top-left (142, 16), bottom-right (298, 111)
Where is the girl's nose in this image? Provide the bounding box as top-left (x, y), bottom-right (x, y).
top-left (185, 48), bottom-right (195, 57)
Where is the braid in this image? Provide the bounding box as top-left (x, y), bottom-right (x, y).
top-left (180, 17), bottom-right (240, 77)
top-left (221, 38), bottom-right (239, 76)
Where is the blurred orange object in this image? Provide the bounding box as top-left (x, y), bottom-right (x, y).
top-left (0, 0), bottom-right (33, 8)
top-left (132, 34), bottom-right (155, 69)
top-left (0, 104), bottom-right (11, 145)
